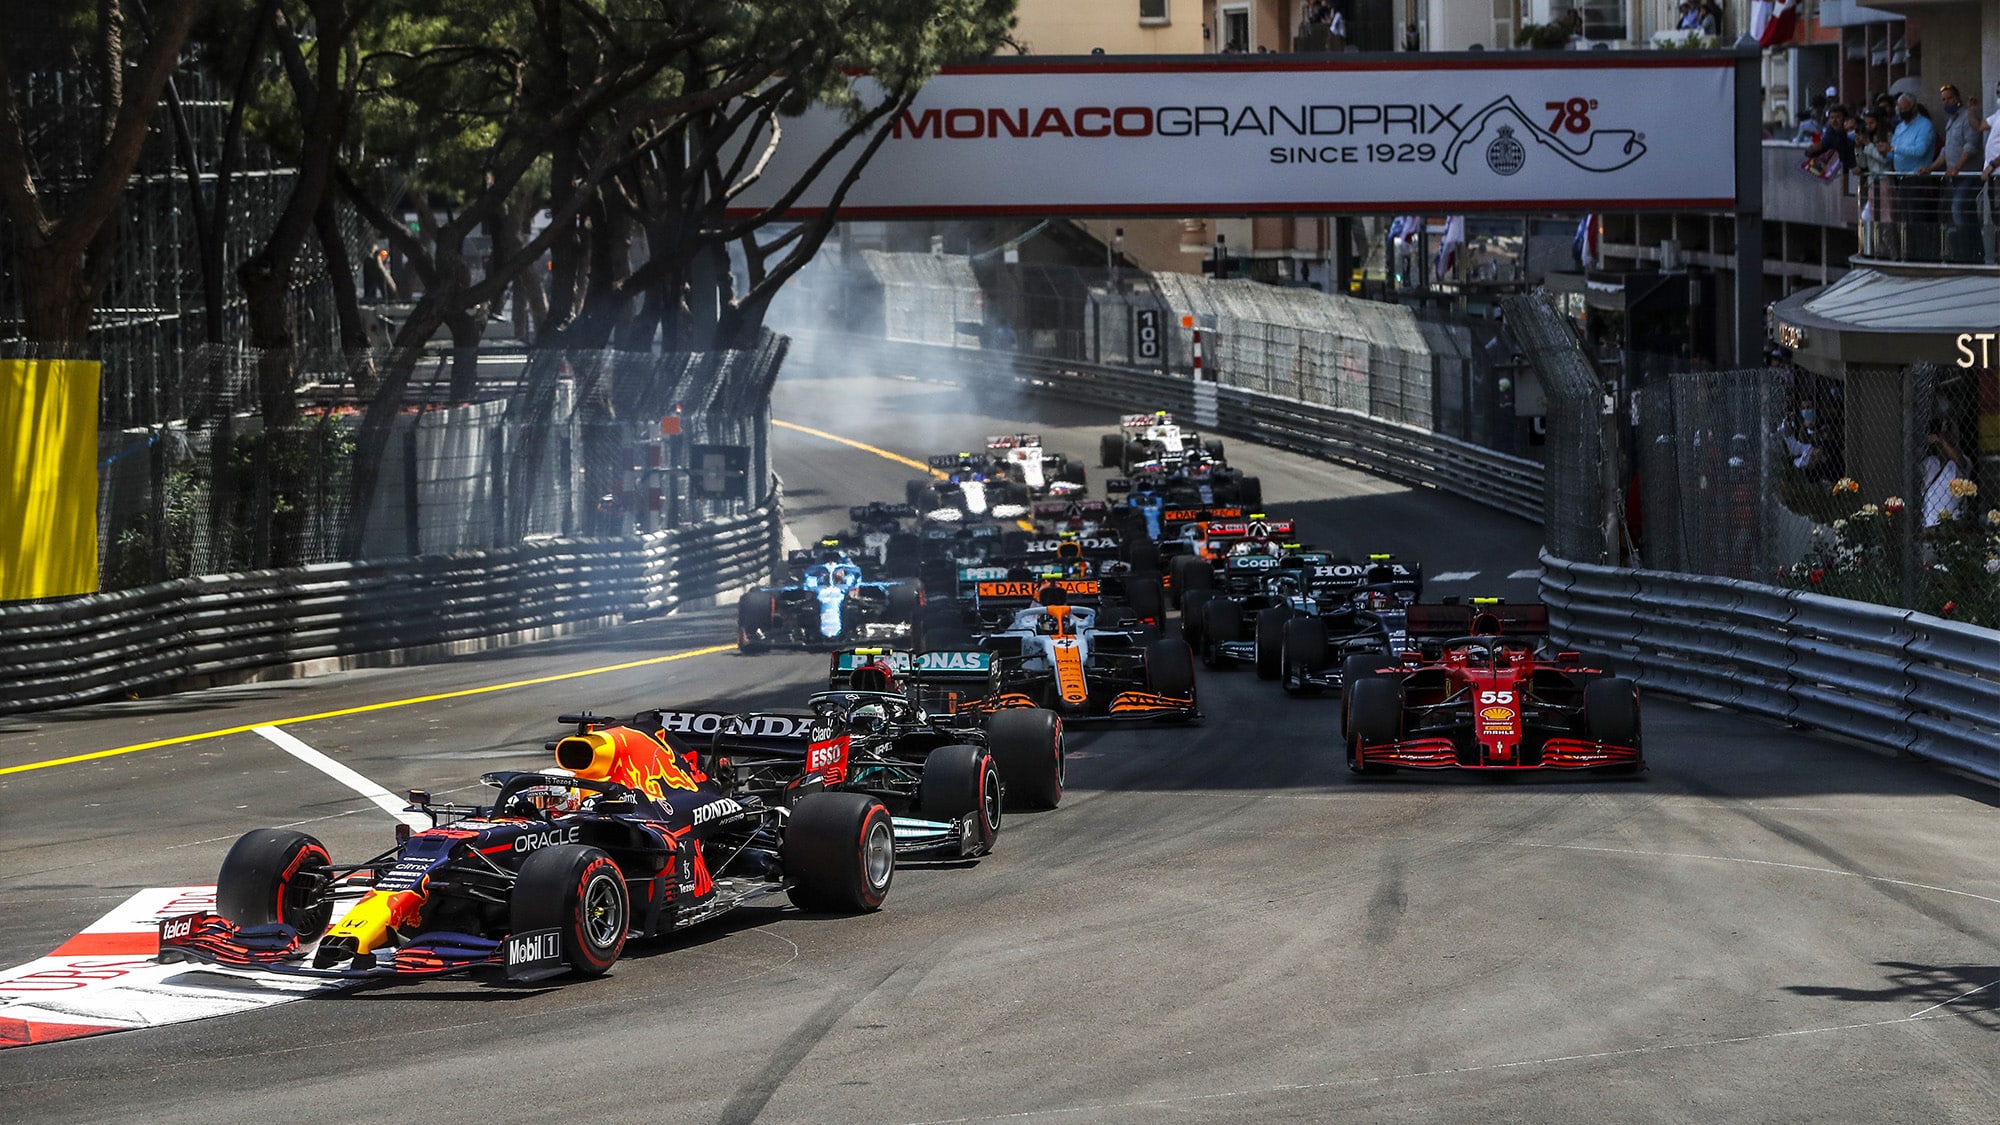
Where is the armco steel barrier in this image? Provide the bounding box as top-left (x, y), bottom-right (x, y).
top-left (1541, 549), bottom-right (2000, 782)
top-left (800, 334), bottom-right (1543, 523)
top-left (0, 498), bottom-right (781, 715)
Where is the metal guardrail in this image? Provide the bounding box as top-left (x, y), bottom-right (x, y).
top-left (802, 333), bottom-right (1543, 522)
top-left (0, 495), bottom-right (782, 715)
top-left (1541, 549), bottom-right (2000, 782)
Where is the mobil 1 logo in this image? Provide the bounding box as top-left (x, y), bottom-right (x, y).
top-left (505, 927), bottom-right (566, 982)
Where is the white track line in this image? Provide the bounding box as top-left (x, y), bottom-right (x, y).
top-left (1430, 571), bottom-right (1480, 582)
top-left (253, 726), bottom-right (430, 829)
top-left (1507, 568), bottom-right (1542, 580)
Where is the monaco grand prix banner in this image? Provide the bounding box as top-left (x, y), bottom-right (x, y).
top-left (725, 56), bottom-right (1740, 218)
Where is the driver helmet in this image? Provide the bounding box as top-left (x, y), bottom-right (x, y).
top-left (849, 702), bottom-right (889, 735)
top-left (832, 564), bottom-right (862, 587)
top-left (1271, 574), bottom-right (1301, 597)
top-left (504, 781), bottom-right (580, 818)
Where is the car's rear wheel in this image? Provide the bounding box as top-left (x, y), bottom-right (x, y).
top-left (1339, 651), bottom-right (1392, 723)
top-left (1099, 433), bottom-right (1123, 468)
top-left (785, 793), bottom-right (895, 912)
top-left (736, 591), bottom-right (774, 653)
top-left (1169, 555), bottom-right (1212, 609)
top-left (985, 708), bottom-right (1064, 810)
top-left (887, 584), bottom-right (921, 637)
top-left (1146, 637), bottom-right (1198, 700)
top-left (1200, 597), bottom-right (1242, 667)
top-left (1180, 588), bottom-right (1213, 649)
top-left (917, 743), bottom-right (1001, 855)
top-left (1282, 616), bottom-right (1328, 695)
top-left (511, 844), bottom-right (628, 976)
top-left (1345, 675), bottom-right (1402, 774)
top-left (1585, 677), bottom-right (1643, 773)
top-left (1237, 477), bottom-right (1263, 508)
top-left (217, 829), bottom-right (335, 942)
top-left (1254, 607), bottom-right (1289, 680)
top-left (1125, 575), bottom-right (1165, 631)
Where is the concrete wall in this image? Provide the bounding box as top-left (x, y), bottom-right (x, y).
top-left (1011, 0), bottom-right (1205, 54)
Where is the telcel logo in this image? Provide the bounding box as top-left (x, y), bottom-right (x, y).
top-left (160, 915), bottom-right (195, 941)
top-left (1955, 333), bottom-right (1996, 369)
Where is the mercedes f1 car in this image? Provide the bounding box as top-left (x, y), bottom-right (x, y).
top-left (737, 554), bottom-right (922, 652)
top-left (1341, 603), bottom-right (1644, 775)
top-left (159, 716), bottom-right (895, 983)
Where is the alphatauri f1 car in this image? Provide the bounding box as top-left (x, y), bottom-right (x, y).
top-left (159, 716), bottom-right (895, 982)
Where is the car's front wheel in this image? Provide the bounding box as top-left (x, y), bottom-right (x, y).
top-left (217, 829), bottom-right (335, 942)
top-left (511, 844), bottom-right (628, 977)
top-left (785, 793), bottom-right (896, 912)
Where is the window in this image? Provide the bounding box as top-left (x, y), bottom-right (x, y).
top-left (1139, 0), bottom-right (1169, 25)
top-left (1220, 5), bottom-right (1250, 51)
top-left (1576, 0), bottom-right (1627, 41)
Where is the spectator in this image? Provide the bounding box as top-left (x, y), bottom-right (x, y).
top-left (1677, 1), bottom-right (1702, 31)
top-left (1928, 84), bottom-right (1979, 261)
top-left (1327, 5), bottom-right (1346, 48)
top-left (1921, 420), bottom-right (1966, 528)
top-left (1886, 94), bottom-right (1940, 258)
top-left (1805, 104), bottom-right (1854, 172)
top-left (1983, 81), bottom-right (2000, 262)
top-left (1697, 1), bottom-right (1722, 35)
top-left (1403, 21), bottom-right (1420, 51)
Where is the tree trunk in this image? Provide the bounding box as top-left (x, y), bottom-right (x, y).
top-left (446, 310), bottom-right (483, 401)
top-left (19, 246), bottom-right (96, 342)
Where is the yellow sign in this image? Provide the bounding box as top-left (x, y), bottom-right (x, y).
top-left (1, 359), bottom-right (100, 600)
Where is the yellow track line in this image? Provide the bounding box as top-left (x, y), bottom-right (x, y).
top-left (774, 418), bottom-right (1036, 530)
top-left (0, 644), bottom-right (735, 776)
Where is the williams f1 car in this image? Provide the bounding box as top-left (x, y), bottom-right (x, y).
top-left (159, 716), bottom-right (896, 983)
top-left (1341, 603), bottom-right (1644, 775)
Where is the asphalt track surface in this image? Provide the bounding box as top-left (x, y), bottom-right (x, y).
top-left (3, 365), bottom-right (1998, 1123)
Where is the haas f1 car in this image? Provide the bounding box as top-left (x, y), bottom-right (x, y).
top-left (159, 717), bottom-right (896, 983)
top-left (1342, 603), bottom-right (1644, 775)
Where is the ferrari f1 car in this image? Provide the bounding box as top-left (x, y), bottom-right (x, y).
top-left (159, 716), bottom-right (896, 983)
top-left (737, 554), bottom-right (921, 652)
top-left (1341, 603), bottom-right (1643, 774)
top-left (977, 582), bottom-right (1198, 723)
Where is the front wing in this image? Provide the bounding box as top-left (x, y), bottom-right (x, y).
top-left (1353, 724), bottom-right (1642, 771)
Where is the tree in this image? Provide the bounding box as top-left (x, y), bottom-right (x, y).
top-left (0, 0), bottom-right (206, 343)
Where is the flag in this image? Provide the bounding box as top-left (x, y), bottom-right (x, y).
top-left (1573, 214), bottom-right (1599, 269)
top-left (1749, 0), bottom-right (1773, 41)
top-left (1759, 0), bottom-right (1798, 47)
top-left (1434, 216), bottom-right (1465, 278)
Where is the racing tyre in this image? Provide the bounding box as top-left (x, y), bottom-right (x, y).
top-left (1254, 607), bottom-right (1290, 680)
top-left (986, 708), bottom-right (1064, 810)
top-left (1200, 597), bottom-right (1242, 667)
top-left (905, 478), bottom-right (929, 509)
top-left (885, 534), bottom-right (921, 578)
top-left (217, 829), bottom-right (335, 942)
top-left (1205, 439), bottom-right (1225, 460)
top-left (1125, 576), bottom-right (1165, 630)
top-left (511, 844), bottom-right (628, 976)
top-left (1124, 538), bottom-right (1162, 575)
top-left (917, 743), bottom-right (1002, 856)
top-left (736, 591), bottom-right (774, 653)
top-left (785, 793), bottom-right (895, 912)
top-left (1180, 588), bottom-right (1214, 648)
top-left (1584, 677), bottom-right (1641, 748)
top-left (1146, 637), bottom-right (1198, 699)
top-left (1057, 460), bottom-right (1087, 488)
top-left (1345, 676), bottom-right (1402, 774)
top-left (1281, 616), bottom-right (1328, 696)
top-left (1100, 433), bottom-right (1123, 468)
top-left (887, 583), bottom-right (921, 631)
top-left (1340, 652), bottom-right (1392, 727)
top-left (1169, 555), bottom-right (1213, 609)
top-left (1237, 476), bottom-right (1263, 509)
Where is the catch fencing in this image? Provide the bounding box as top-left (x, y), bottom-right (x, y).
top-left (0, 499), bottom-right (781, 715)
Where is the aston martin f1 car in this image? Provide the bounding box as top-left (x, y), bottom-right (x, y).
top-left (737, 555), bottom-right (921, 652)
top-left (1341, 603), bottom-right (1643, 775)
top-left (977, 582), bottom-right (1197, 724)
top-left (159, 717), bottom-right (895, 983)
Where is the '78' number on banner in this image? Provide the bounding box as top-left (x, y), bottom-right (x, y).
top-left (1546, 98), bottom-right (1598, 134)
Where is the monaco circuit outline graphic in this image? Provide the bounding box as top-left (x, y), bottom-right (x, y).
top-left (1441, 95), bottom-right (1647, 176)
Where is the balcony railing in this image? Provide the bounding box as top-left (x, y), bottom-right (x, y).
top-left (1854, 171), bottom-right (2000, 270)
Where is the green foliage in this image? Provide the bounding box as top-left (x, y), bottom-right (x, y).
top-left (1514, 23), bottom-right (1574, 50)
top-left (1777, 477), bottom-right (2000, 627)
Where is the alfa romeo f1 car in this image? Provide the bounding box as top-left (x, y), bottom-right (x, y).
top-left (737, 555), bottom-right (921, 652)
top-left (978, 582), bottom-right (1198, 723)
top-left (1341, 603), bottom-right (1644, 775)
top-left (159, 716), bottom-right (896, 982)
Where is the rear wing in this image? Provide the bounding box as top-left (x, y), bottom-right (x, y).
top-left (986, 433), bottom-right (1041, 449)
top-left (827, 648), bottom-right (996, 684)
top-left (848, 502), bottom-right (916, 524)
top-left (972, 577), bottom-right (1102, 610)
top-left (1305, 559), bottom-right (1424, 597)
top-left (1032, 500), bottom-right (1110, 522)
top-left (1121, 412), bottom-right (1169, 428)
top-left (652, 708), bottom-right (815, 755)
top-left (1158, 506), bottom-right (1245, 535)
top-left (1017, 534), bottom-right (1123, 561)
top-left (1403, 599), bottom-right (1548, 638)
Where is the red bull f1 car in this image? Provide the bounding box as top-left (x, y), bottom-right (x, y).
top-left (159, 716), bottom-right (896, 983)
top-left (1341, 603), bottom-right (1644, 775)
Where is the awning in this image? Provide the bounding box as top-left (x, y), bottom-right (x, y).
top-left (1769, 269), bottom-right (2000, 372)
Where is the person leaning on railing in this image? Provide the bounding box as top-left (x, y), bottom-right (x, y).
top-left (1929, 85), bottom-right (1981, 262)
top-left (1982, 80), bottom-right (2000, 263)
